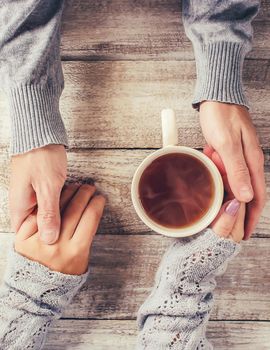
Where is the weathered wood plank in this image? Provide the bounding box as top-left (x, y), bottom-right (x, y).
top-left (61, 0), bottom-right (270, 60)
top-left (0, 61), bottom-right (270, 150)
top-left (44, 320), bottom-right (270, 350)
top-left (0, 234), bottom-right (269, 320)
top-left (0, 150), bottom-right (269, 236)
top-left (45, 320), bottom-right (137, 350)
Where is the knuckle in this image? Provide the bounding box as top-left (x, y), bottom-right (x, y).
top-left (71, 244), bottom-right (86, 258)
top-left (216, 135), bottom-right (232, 149)
top-left (215, 131), bottom-right (239, 150)
top-left (36, 179), bottom-right (64, 194)
top-left (232, 161), bottom-right (249, 178)
top-left (38, 210), bottom-right (57, 224)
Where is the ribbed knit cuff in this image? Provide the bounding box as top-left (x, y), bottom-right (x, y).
top-left (8, 84), bottom-right (68, 155)
top-left (192, 41), bottom-right (249, 110)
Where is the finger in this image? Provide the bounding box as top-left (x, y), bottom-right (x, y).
top-left (241, 134), bottom-right (266, 239)
top-left (211, 151), bottom-right (233, 200)
top-left (210, 199), bottom-right (241, 238)
top-left (230, 202), bottom-right (246, 243)
top-left (36, 184), bottom-right (63, 245)
top-left (244, 171), bottom-right (266, 240)
top-left (211, 151), bottom-right (226, 176)
top-left (16, 207), bottom-right (38, 241)
top-left (203, 147), bottom-right (232, 200)
top-left (16, 184), bottom-right (80, 241)
top-left (204, 145), bottom-right (225, 174)
top-left (203, 144), bottom-right (214, 158)
top-left (9, 182), bottom-right (36, 232)
top-left (61, 184), bottom-right (96, 240)
top-left (244, 201), bottom-right (265, 240)
top-left (60, 183), bottom-right (80, 212)
top-left (72, 195), bottom-right (106, 247)
top-left (244, 165), bottom-right (266, 239)
top-left (216, 141), bottom-right (254, 202)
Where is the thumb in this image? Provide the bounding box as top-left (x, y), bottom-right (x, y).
top-left (36, 186), bottom-right (61, 244)
top-left (210, 199), bottom-right (241, 238)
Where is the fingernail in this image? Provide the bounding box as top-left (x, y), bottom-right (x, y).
top-left (239, 186), bottom-right (253, 201)
top-left (40, 231), bottom-right (57, 245)
top-left (225, 199), bottom-right (241, 216)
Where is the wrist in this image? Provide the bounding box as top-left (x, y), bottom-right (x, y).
top-left (4, 247), bottom-right (88, 315)
top-left (200, 100), bottom-right (248, 111)
top-left (170, 228), bottom-right (240, 262)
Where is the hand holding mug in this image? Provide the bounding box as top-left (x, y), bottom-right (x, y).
top-left (204, 144), bottom-right (246, 243)
top-left (200, 102), bottom-right (266, 239)
top-left (132, 109), bottom-right (224, 237)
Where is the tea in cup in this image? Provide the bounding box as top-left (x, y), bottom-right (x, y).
top-left (131, 109), bottom-right (223, 237)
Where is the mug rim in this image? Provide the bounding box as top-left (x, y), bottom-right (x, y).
top-left (131, 146), bottom-right (224, 237)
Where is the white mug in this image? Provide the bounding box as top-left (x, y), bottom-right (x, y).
top-left (131, 109), bottom-right (224, 237)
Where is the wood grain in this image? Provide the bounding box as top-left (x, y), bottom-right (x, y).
top-left (61, 0), bottom-right (270, 60)
top-left (0, 150), bottom-right (269, 236)
top-left (0, 60), bottom-right (270, 150)
top-left (1, 233), bottom-right (269, 320)
top-left (44, 320), bottom-right (270, 350)
top-left (0, 1), bottom-right (269, 347)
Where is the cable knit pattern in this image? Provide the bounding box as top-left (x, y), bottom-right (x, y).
top-left (136, 229), bottom-right (240, 350)
top-left (0, 248), bottom-right (88, 350)
top-left (0, 229), bottom-right (240, 350)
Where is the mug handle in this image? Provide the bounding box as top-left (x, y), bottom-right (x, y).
top-left (161, 109), bottom-right (178, 147)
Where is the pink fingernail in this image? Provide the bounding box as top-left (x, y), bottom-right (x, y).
top-left (225, 199), bottom-right (241, 216)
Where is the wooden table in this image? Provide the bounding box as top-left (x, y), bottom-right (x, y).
top-left (0, 1), bottom-right (270, 349)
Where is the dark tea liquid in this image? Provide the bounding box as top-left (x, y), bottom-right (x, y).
top-left (139, 153), bottom-right (215, 228)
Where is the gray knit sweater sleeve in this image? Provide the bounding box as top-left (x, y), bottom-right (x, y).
top-left (182, 0), bottom-right (260, 109)
top-left (0, 0), bottom-right (68, 155)
top-left (136, 228), bottom-right (240, 350)
top-left (0, 248), bottom-right (88, 350)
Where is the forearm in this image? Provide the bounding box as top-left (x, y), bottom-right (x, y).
top-left (182, 0), bottom-right (260, 108)
top-left (136, 229), bottom-right (240, 350)
top-left (0, 0), bottom-right (68, 154)
top-left (0, 248), bottom-right (88, 350)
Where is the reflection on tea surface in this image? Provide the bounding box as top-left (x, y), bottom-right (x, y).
top-left (139, 153), bottom-right (214, 228)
